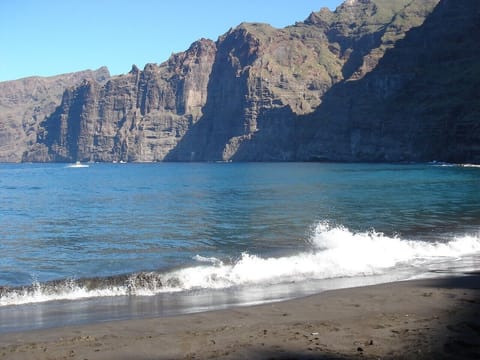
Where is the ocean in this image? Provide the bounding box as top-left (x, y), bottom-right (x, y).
top-left (1, 162), bottom-right (479, 332)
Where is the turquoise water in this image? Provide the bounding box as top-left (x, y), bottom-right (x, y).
top-left (1, 163), bottom-right (480, 309)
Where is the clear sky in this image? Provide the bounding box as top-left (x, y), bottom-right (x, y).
top-left (0, 0), bottom-right (343, 82)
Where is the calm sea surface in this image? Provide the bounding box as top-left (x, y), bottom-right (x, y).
top-left (1, 162), bottom-right (480, 331)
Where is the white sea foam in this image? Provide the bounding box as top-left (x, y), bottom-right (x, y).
top-left (430, 161), bottom-right (480, 168)
top-left (66, 162), bottom-right (89, 168)
top-left (163, 222), bottom-right (480, 290)
top-left (0, 280), bottom-right (125, 306)
top-left (458, 163), bottom-right (480, 168)
top-left (1, 222), bottom-right (479, 306)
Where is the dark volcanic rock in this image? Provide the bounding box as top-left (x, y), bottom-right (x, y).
top-left (169, 0), bottom-right (442, 162)
top-left (2, 0), bottom-right (479, 163)
top-left (296, 0), bottom-right (480, 163)
top-left (24, 39), bottom-right (216, 162)
top-left (0, 67), bottom-right (109, 162)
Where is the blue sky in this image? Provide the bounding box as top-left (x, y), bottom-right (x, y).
top-left (0, 0), bottom-right (343, 82)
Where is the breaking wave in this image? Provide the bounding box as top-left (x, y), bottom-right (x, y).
top-left (2, 222), bottom-right (480, 306)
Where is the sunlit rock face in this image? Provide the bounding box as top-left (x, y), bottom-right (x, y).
top-left (0, 67), bottom-right (110, 162)
top-left (24, 40), bottom-right (216, 162)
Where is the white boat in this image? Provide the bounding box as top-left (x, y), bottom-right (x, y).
top-left (67, 161), bottom-right (89, 168)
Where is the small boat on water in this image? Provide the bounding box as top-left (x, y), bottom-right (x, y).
top-left (67, 161), bottom-right (89, 168)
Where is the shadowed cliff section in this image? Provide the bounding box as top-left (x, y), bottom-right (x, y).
top-left (296, 0), bottom-right (480, 163)
top-left (165, 25), bottom-right (266, 161)
top-left (167, 0), bottom-right (440, 162)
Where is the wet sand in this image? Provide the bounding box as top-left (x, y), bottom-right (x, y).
top-left (0, 275), bottom-right (479, 359)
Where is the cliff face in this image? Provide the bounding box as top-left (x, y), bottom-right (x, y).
top-left (0, 67), bottom-right (109, 162)
top-left (1, 0), bottom-right (479, 163)
top-left (25, 39), bottom-right (216, 162)
top-left (297, 0), bottom-right (480, 163)
top-left (168, 0), bottom-right (442, 161)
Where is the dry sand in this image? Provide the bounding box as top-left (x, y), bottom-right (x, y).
top-left (0, 275), bottom-right (479, 359)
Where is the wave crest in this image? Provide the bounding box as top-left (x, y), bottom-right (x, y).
top-left (1, 222), bottom-right (479, 306)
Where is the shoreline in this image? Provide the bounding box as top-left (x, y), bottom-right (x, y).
top-left (1, 275), bottom-right (479, 359)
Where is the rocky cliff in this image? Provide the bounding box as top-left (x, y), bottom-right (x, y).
top-left (296, 0), bottom-right (480, 163)
top-left (0, 67), bottom-right (109, 162)
top-left (24, 39), bottom-right (216, 162)
top-left (1, 0), bottom-right (478, 163)
top-left (168, 0), bottom-right (443, 161)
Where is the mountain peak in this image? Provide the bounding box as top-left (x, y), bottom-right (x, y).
top-left (129, 64), bottom-right (140, 74)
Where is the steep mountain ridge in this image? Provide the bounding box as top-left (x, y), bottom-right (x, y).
top-left (1, 0), bottom-right (478, 163)
top-left (25, 39), bottom-right (216, 162)
top-left (0, 67), bottom-right (109, 162)
top-left (168, 0), bottom-right (441, 161)
top-left (297, 0), bottom-right (480, 162)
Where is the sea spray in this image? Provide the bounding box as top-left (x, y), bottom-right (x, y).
top-left (2, 222), bottom-right (479, 307)
top-left (310, 221), bottom-right (480, 270)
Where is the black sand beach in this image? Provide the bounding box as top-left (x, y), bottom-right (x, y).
top-left (1, 275), bottom-right (479, 359)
